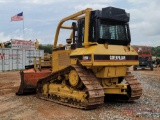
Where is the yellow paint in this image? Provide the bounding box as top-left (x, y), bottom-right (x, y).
top-left (100, 78), bottom-right (128, 94)
top-left (35, 39), bottom-right (39, 50)
top-left (0, 43), bottom-right (5, 48)
top-left (52, 50), bottom-right (71, 72)
top-left (69, 70), bottom-right (79, 87)
top-left (39, 8), bottom-right (139, 97)
top-left (43, 83), bottom-right (87, 103)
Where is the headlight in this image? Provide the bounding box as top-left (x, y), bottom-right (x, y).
top-left (83, 55), bottom-right (91, 60)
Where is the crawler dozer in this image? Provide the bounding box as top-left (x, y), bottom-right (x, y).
top-left (16, 7), bottom-right (142, 109)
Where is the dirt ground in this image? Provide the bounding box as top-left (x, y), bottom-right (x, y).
top-left (0, 67), bottom-right (160, 120)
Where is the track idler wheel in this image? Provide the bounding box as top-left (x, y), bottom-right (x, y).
top-left (69, 70), bottom-right (83, 89)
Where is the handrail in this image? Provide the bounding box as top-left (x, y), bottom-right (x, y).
top-left (53, 8), bottom-right (92, 49)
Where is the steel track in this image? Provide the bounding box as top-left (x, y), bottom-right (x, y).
top-left (124, 70), bottom-right (142, 101)
top-left (36, 65), bottom-right (142, 109)
top-left (36, 64), bottom-right (104, 109)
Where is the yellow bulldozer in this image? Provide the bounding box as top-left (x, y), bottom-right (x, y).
top-left (16, 7), bottom-right (142, 109)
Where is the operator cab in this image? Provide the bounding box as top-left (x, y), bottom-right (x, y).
top-left (76, 7), bottom-right (131, 48)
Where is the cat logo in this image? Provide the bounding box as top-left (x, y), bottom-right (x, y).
top-left (110, 55), bottom-right (126, 60)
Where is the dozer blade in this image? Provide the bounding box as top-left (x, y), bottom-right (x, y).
top-left (16, 68), bottom-right (52, 95)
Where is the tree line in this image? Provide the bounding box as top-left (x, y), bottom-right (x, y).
top-left (39, 44), bottom-right (160, 57)
top-left (152, 46), bottom-right (160, 57)
top-left (2, 42), bottom-right (160, 57)
top-left (39, 44), bottom-right (52, 54)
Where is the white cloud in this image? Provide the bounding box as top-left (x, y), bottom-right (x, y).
top-left (128, 0), bottom-right (150, 4)
top-left (0, 32), bottom-right (11, 42)
top-left (74, 0), bottom-right (116, 11)
top-left (0, 0), bottom-right (159, 47)
top-left (0, 28), bottom-right (37, 43)
top-left (75, 4), bottom-right (106, 11)
top-left (0, 0), bottom-right (5, 3)
top-left (0, 0), bottom-right (15, 3)
top-left (0, 0), bottom-right (66, 4)
top-left (21, 0), bottom-right (66, 4)
top-left (127, 0), bottom-right (160, 46)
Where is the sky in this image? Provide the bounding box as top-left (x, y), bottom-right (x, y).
top-left (0, 0), bottom-right (159, 47)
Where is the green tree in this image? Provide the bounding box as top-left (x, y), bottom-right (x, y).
top-left (152, 46), bottom-right (160, 57)
top-left (39, 44), bottom-right (52, 54)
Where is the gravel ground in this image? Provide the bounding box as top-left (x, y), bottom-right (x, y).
top-left (0, 67), bottom-right (159, 120)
